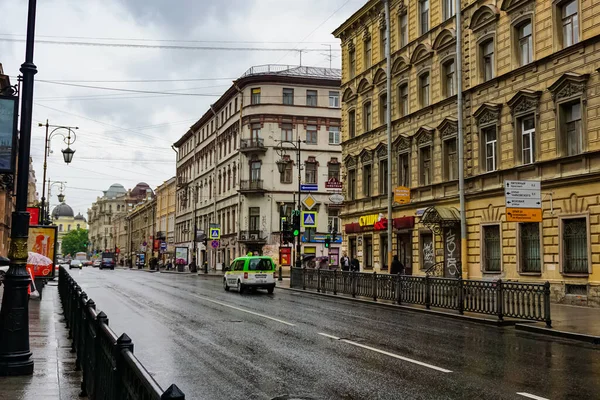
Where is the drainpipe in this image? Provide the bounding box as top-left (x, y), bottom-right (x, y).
top-left (234, 83), bottom-right (244, 259)
top-left (209, 105), bottom-right (219, 270)
top-left (384, 0), bottom-right (393, 272)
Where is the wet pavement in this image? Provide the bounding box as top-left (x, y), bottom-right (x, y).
top-left (0, 281), bottom-right (82, 399)
top-left (67, 268), bottom-right (599, 400)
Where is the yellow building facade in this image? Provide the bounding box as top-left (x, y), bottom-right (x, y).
top-left (334, 0), bottom-right (600, 306)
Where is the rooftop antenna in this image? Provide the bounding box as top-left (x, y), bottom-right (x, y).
top-left (321, 44), bottom-right (332, 68)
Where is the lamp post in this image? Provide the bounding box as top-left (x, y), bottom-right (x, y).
top-left (38, 120), bottom-right (78, 226)
top-left (0, 0), bottom-right (38, 376)
top-left (46, 180), bottom-right (66, 224)
top-left (275, 135), bottom-right (303, 269)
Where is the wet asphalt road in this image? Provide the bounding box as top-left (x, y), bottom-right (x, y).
top-left (68, 268), bottom-right (599, 400)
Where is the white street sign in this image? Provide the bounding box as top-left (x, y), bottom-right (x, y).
top-left (505, 180), bottom-right (541, 190)
top-left (504, 188), bottom-right (541, 200)
top-left (506, 198), bottom-right (542, 208)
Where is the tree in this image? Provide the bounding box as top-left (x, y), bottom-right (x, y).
top-left (61, 228), bottom-right (89, 257)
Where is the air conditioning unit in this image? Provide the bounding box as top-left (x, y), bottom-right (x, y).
top-left (250, 233), bottom-right (258, 240)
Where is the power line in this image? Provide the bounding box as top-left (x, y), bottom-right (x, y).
top-left (36, 80), bottom-right (222, 97)
top-left (35, 84), bottom-right (231, 100)
top-left (10, 75), bottom-right (236, 83)
top-left (0, 38), bottom-right (341, 52)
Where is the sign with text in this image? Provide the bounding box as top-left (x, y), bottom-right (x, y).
top-left (393, 186), bottom-right (410, 204)
top-left (0, 96), bottom-right (18, 174)
top-left (27, 225), bottom-right (58, 279)
top-left (300, 184), bottom-right (318, 191)
top-left (279, 247), bottom-right (291, 266)
top-left (324, 177), bottom-right (343, 190)
top-left (27, 207), bottom-right (40, 226)
top-left (506, 208), bottom-right (542, 222)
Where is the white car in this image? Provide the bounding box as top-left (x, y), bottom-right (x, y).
top-left (69, 260), bottom-right (83, 270)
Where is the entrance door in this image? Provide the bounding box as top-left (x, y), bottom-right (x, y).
top-left (397, 233), bottom-right (412, 275)
top-left (349, 237), bottom-right (357, 259)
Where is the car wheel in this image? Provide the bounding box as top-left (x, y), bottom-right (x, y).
top-left (267, 285), bottom-right (275, 295)
top-left (238, 280), bottom-right (244, 294)
top-left (223, 279), bottom-right (230, 291)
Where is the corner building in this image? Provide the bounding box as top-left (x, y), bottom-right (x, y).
top-left (335, 0), bottom-right (600, 306)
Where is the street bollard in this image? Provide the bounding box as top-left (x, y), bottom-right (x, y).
top-left (278, 266), bottom-right (283, 281)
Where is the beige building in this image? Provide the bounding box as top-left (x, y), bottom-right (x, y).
top-left (155, 177), bottom-right (176, 262)
top-left (126, 194), bottom-right (156, 268)
top-left (174, 65), bottom-right (342, 270)
top-left (335, 0), bottom-right (600, 305)
top-left (50, 202), bottom-right (87, 256)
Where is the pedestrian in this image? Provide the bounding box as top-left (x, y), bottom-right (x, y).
top-left (390, 255), bottom-right (404, 275)
top-left (351, 257), bottom-right (360, 272)
top-left (189, 257), bottom-right (197, 273)
top-left (340, 252), bottom-right (350, 271)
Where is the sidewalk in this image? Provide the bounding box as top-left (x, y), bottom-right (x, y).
top-left (278, 279), bottom-right (600, 344)
top-left (0, 282), bottom-right (83, 399)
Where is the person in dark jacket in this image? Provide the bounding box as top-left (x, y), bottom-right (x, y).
top-left (390, 255), bottom-right (404, 275)
top-left (351, 257), bottom-right (360, 272)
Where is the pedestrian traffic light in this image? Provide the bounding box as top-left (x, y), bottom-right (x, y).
top-left (292, 211), bottom-right (300, 237)
top-left (324, 236), bottom-right (331, 248)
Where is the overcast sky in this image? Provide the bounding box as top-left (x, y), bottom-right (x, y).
top-left (0, 0), bottom-right (361, 216)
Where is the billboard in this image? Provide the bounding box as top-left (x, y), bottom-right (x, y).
top-left (175, 246), bottom-right (189, 265)
top-left (27, 225), bottom-right (58, 279)
top-left (0, 96), bottom-right (18, 174)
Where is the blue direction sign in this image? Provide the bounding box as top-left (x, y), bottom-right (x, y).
top-left (300, 184), bottom-right (318, 191)
top-left (209, 228), bottom-right (221, 240)
top-left (160, 242), bottom-right (167, 250)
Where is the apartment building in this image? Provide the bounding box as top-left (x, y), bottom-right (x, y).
top-left (334, 0), bottom-right (600, 305)
top-left (174, 65), bottom-right (342, 269)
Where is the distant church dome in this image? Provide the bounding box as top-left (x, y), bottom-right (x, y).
top-left (130, 182), bottom-right (152, 199)
top-left (52, 203), bottom-right (74, 218)
top-left (104, 183), bottom-right (127, 199)
top-left (74, 212), bottom-right (86, 222)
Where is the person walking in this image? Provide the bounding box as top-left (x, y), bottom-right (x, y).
top-left (390, 255), bottom-right (404, 275)
top-left (189, 257), bottom-right (197, 273)
top-left (351, 256), bottom-right (360, 272)
top-left (340, 253), bottom-right (350, 271)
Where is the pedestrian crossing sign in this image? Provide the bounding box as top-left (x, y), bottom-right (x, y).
top-left (209, 228), bottom-right (221, 240)
top-left (301, 211), bottom-right (317, 228)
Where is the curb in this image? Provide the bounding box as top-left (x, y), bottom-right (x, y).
top-left (115, 267), bottom-right (158, 273)
top-left (515, 323), bottom-right (600, 345)
top-left (278, 286), bottom-right (516, 327)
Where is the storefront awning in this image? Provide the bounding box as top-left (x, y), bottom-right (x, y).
top-left (393, 216), bottom-right (415, 230)
top-left (420, 206), bottom-right (460, 233)
top-left (344, 222), bottom-right (362, 234)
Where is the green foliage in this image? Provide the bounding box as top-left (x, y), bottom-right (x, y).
top-left (61, 228), bottom-right (89, 257)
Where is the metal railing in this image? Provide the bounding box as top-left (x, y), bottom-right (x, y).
top-left (239, 179), bottom-right (265, 191)
top-left (58, 267), bottom-right (185, 400)
top-left (239, 138), bottom-right (266, 150)
top-left (290, 268), bottom-right (551, 326)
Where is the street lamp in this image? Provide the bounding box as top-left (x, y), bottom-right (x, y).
top-left (38, 120), bottom-right (78, 226)
top-left (57, 192), bottom-right (65, 203)
top-left (45, 181), bottom-right (66, 224)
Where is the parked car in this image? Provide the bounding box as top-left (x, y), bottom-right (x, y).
top-left (0, 265), bottom-right (8, 286)
top-left (69, 260), bottom-right (83, 270)
top-left (224, 256), bottom-right (276, 294)
top-left (83, 260), bottom-right (93, 267)
top-left (100, 252), bottom-right (115, 270)
top-left (93, 260), bottom-right (101, 268)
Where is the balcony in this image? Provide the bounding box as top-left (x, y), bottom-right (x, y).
top-left (238, 180), bottom-right (266, 195)
top-left (239, 138), bottom-right (267, 154)
top-left (238, 230), bottom-right (267, 243)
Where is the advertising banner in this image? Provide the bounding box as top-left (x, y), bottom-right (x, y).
top-left (175, 246), bottom-right (189, 265)
top-left (27, 225), bottom-right (58, 279)
top-left (27, 207), bottom-right (40, 226)
top-left (0, 96), bottom-right (18, 174)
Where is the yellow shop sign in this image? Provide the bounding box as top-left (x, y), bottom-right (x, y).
top-left (359, 214), bottom-right (379, 227)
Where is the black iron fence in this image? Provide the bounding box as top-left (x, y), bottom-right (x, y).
top-left (291, 268), bottom-right (551, 327)
top-left (58, 267), bottom-right (185, 400)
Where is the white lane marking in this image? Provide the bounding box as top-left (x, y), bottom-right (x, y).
top-left (189, 293), bottom-right (296, 326)
top-left (318, 332), bottom-right (341, 340)
top-left (516, 393), bottom-right (550, 400)
top-left (318, 333), bottom-right (451, 373)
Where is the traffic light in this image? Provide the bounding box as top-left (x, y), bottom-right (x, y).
top-left (292, 210), bottom-right (301, 237)
top-left (324, 236), bottom-right (331, 248)
top-left (331, 230), bottom-right (337, 242)
top-left (281, 217), bottom-right (294, 244)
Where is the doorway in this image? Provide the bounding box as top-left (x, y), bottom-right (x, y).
top-left (396, 233), bottom-right (412, 275)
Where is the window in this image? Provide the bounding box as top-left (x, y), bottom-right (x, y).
top-left (399, 13), bottom-right (408, 48)
top-left (349, 47), bottom-right (356, 78)
top-left (251, 88), bottom-right (261, 104)
top-left (328, 162), bottom-right (340, 180)
top-left (520, 116), bottom-right (535, 164)
top-left (329, 126), bottom-right (340, 145)
top-left (249, 207), bottom-right (260, 231)
top-left (561, 0), bottom-right (579, 47)
top-left (379, 93), bottom-right (388, 124)
top-left (398, 153), bottom-right (410, 187)
top-left (282, 123), bottom-right (293, 142)
top-left (251, 123), bottom-right (261, 141)
top-left (483, 126), bottom-right (498, 172)
top-left (250, 160), bottom-right (261, 181)
top-left (443, 137), bottom-right (458, 181)
top-left (380, 234), bottom-right (388, 269)
top-left (363, 102), bottom-right (372, 131)
top-left (419, 0), bottom-right (429, 34)
top-left (280, 160), bottom-right (293, 184)
top-left (234, 97), bottom-right (238, 112)
top-left (561, 101), bottom-right (582, 156)
top-left (364, 236), bottom-right (373, 269)
top-left (348, 169), bottom-right (356, 200)
top-left (59, 224), bottom-right (63, 232)
top-left (306, 90), bottom-right (318, 107)
top-left (305, 161), bottom-right (318, 184)
top-left (519, 223), bottom-right (541, 273)
top-left (306, 125), bottom-right (318, 144)
top-left (348, 110), bottom-right (356, 138)
top-left (419, 73), bottom-right (430, 107)
top-left (481, 40), bottom-right (495, 81)
top-left (379, 159), bottom-right (388, 195)
top-left (443, 0), bottom-right (455, 21)
top-left (562, 217), bottom-right (588, 274)
top-left (398, 84), bottom-right (408, 117)
top-left (283, 88), bottom-right (294, 105)
top-left (380, 27), bottom-right (386, 59)
top-left (517, 21), bottom-right (533, 66)
top-left (482, 225), bottom-right (501, 272)
top-left (328, 210), bottom-right (340, 233)
top-left (364, 37), bottom-right (372, 68)
top-left (329, 91), bottom-right (340, 108)
top-left (443, 60), bottom-right (455, 97)
top-left (363, 164), bottom-right (372, 196)
top-left (419, 146), bottom-right (432, 185)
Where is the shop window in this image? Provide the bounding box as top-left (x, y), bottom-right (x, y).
top-left (519, 223), bottom-right (541, 273)
top-left (364, 236), bottom-right (373, 269)
top-left (482, 225), bottom-right (501, 272)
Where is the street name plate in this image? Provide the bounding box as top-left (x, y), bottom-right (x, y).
top-left (505, 180), bottom-right (541, 210)
top-left (506, 208), bottom-right (542, 222)
top-left (505, 180), bottom-right (541, 190)
top-left (505, 198), bottom-right (542, 208)
top-left (504, 188), bottom-right (541, 200)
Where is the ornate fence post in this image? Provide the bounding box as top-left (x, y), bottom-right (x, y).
top-left (544, 281), bottom-right (552, 328)
top-left (351, 271), bottom-right (356, 298)
top-left (372, 271), bottom-right (377, 301)
top-left (75, 291), bottom-right (88, 371)
top-left (333, 269), bottom-right (337, 295)
top-left (457, 277), bottom-right (464, 315)
top-left (396, 274), bottom-right (402, 305)
top-left (115, 333), bottom-right (134, 399)
top-left (161, 384), bottom-right (186, 400)
top-left (317, 268), bottom-right (321, 293)
top-left (425, 275), bottom-right (431, 309)
top-left (302, 267), bottom-right (306, 290)
top-left (496, 279), bottom-right (504, 322)
top-left (94, 311), bottom-right (109, 399)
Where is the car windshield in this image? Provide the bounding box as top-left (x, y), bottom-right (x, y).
top-left (248, 258), bottom-right (273, 271)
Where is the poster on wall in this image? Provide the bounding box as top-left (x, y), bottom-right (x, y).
top-left (0, 96), bottom-right (18, 174)
top-left (175, 247), bottom-right (189, 265)
top-left (27, 207), bottom-right (40, 226)
top-left (27, 225), bottom-right (58, 279)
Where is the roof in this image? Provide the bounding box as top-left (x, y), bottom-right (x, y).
top-left (52, 203), bottom-right (74, 218)
top-left (240, 65), bottom-right (341, 80)
top-left (333, 0), bottom-right (380, 38)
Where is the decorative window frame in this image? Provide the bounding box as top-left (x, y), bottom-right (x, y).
top-left (360, 149), bottom-right (373, 197)
top-left (375, 143), bottom-right (388, 195)
top-left (391, 55), bottom-right (411, 77)
top-left (476, 33), bottom-right (497, 83)
top-left (396, 79), bottom-right (410, 117)
top-left (480, 222), bottom-right (503, 274)
top-left (362, 100), bottom-right (373, 133)
top-left (558, 213), bottom-right (591, 275)
top-left (393, 135), bottom-right (412, 188)
top-left (516, 221), bottom-right (544, 275)
top-left (510, 13), bottom-right (535, 68)
top-left (439, 53), bottom-right (457, 98)
top-left (415, 126), bottom-right (434, 186)
top-left (437, 118), bottom-right (458, 181)
top-left (552, 0), bottom-right (582, 52)
top-left (397, 1), bottom-right (408, 49)
top-left (347, 107), bottom-right (357, 140)
top-left (344, 155), bottom-right (357, 201)
top-left (474, 103), bottom-right (502, 173)
top-left (507, 90), bottom-right (542, 165)
top-left (432, 28), bottom-right (456, 52)
top-left (416, 68), bottom-right (432, 108)
top-left (378, 89), bottom-right (388, 125)
top-left (469, 4), bottom-right (500, 32)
